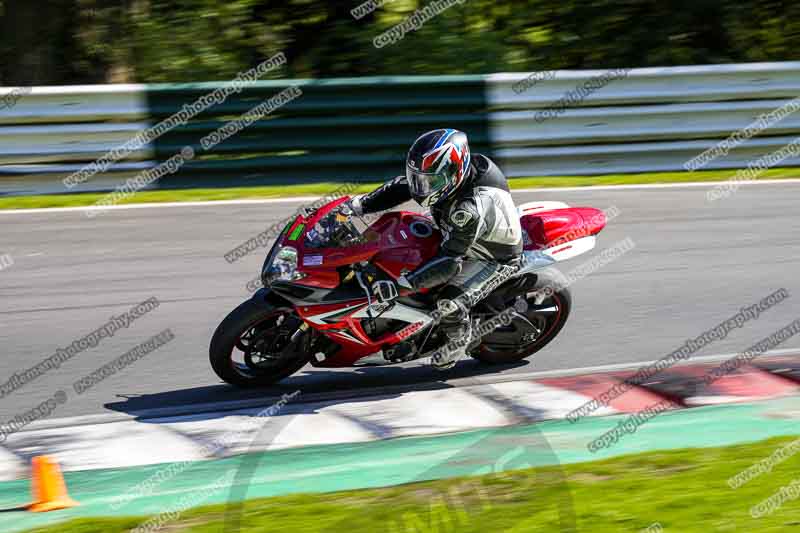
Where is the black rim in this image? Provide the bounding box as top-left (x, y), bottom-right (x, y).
top-left (229, 311), bottom-right (300, 379)
top-left (478, 290), bottom-right (564, 357)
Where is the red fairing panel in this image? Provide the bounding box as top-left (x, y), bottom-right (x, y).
top-left (295, 211), bottom-right (442, 289)
top-left (295, 299), bottom-right (380, 365)
top-left (296, 298), bottom-right (428, 367)
top-left (291, 211), bottom-right (440, 366)
top-left (370, 213), bottom-right (442, 279)
top-left (520, 207), bottom-right (606, 250)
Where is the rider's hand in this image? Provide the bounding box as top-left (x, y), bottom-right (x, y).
top-left (339, 197), bottom-right (363, 217)
top-left (338, 202), bottom-right (354, 217)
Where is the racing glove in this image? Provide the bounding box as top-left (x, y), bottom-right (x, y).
top-left (341, 196), bottom-right (364, 217)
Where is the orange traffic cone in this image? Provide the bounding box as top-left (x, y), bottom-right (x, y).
top-left (26, 455), bottom-right (78, 512)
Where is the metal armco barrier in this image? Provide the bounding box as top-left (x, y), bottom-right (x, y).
top-left (1, 62), bottom-right (799, 195)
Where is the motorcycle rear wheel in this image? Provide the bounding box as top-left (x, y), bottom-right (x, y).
top-left (471, 269), bottom-right (572, 364)
top-left (210, 297), bottom-right (310, 387)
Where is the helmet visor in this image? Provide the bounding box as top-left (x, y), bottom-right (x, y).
top-left (407, 166), bottom-right (448, 198)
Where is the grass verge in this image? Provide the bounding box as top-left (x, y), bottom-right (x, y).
top-left (1, 168), bottom-right (798, 210)
top-left (23, 435), bottom-right (800, 532)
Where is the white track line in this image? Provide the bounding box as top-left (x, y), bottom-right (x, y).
top-left (1, 178), bottom-right (800, 216)
top-left (0, 196), bottom-right (321, 215)
top-left (513, 177), bottom-right (800, 193)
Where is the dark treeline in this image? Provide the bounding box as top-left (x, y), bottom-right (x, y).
top-left (1, 0), bottom-right (798, 85)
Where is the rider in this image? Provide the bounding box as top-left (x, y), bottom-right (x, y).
top-left (347, 129), bottom-right (523, 369)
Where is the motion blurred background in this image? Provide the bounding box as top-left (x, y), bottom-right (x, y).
top-left (2, 0), bottom-right (799, 85)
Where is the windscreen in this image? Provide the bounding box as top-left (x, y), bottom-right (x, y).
top-left (304, 210), bottom-right (369, 249)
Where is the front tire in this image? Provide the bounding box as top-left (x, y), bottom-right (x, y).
top-left (471, 269), bottom-right (572, 364)
top-left (210, 297), bottom-right (310, 387)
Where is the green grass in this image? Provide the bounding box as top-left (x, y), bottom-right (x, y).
top-left (23, 435), bottom-right (800, 532)
top-left (2, 167), bottom-right (798, 210)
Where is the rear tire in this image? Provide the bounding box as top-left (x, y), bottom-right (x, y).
top-left (210, 297), bottom-right (310, 387)
top-left (471, 269), bottom-right (572, 364)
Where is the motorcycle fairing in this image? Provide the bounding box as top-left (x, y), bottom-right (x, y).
top-left (266, 197), bottom-right (606, 368)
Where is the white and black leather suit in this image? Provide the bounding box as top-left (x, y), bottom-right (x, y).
top-left (353, 154), bottom-right (524, 344)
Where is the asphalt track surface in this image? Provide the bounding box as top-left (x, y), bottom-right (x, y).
top-left (1, 182), bottom-right (799, 421)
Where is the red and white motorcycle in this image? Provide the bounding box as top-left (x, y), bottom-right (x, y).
top-left (210, 196), bottom-right (606, 387)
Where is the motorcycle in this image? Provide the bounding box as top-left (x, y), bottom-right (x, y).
top-left (210, 196), bottom-right (607, 387)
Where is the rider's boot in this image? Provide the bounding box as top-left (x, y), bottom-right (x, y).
top-left (431, 301), bottom-right (472, 370)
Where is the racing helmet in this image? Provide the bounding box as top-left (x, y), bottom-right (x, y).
top-left (406, 129), bottom-right (471, 208)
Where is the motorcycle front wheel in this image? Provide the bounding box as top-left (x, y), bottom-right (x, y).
top-left (209, 296), bottom-right (310, 387)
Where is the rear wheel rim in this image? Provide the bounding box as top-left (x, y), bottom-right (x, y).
top-left (478, 290), bottom-right (565, 357)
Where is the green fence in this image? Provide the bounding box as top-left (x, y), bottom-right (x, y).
top-left (145, 76), bottom-right (491, 187)
top-left (3, 62), bottom-right (800, 196)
